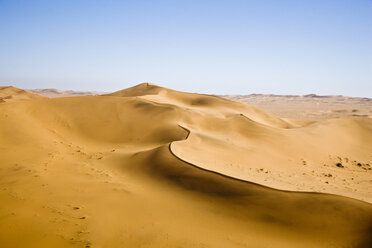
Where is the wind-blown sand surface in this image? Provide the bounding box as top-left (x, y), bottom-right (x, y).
top-left (0, 86), bottom-right (46, 102)
top-left (0, 83), bottom-right (371, 247)
top-left (29, 88), bottom-right (372, 120)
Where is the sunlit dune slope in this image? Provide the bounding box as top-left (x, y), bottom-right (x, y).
top-left (0, 83), bottom-right (371, 248)
top-left (0, 86), bottom-right (46, 102)
top-left (110, 83), bottom-right (372, 202)
top-left (107, 83), bottom-right (298, 128)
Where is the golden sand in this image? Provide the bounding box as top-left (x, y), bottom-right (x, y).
top-left (0, 83), bottom-right (371, 247)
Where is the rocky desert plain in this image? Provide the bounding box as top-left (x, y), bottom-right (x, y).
top-left (0, 83), bottom-right (372, 248)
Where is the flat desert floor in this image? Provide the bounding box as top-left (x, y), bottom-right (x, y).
top-left (0, 84), bottom-right (371, 248)
top-left (224, 94), bottom-right (372, 120)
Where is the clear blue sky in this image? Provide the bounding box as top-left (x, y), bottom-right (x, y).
top-left (0, 0), bottom-right (371, 96)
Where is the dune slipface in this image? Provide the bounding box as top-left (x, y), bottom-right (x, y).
top-left (0, 83), bottom-right (371, 248)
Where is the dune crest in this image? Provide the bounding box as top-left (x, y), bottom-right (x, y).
top-left (0, 86), bottom-right (46, 102)
top-left (0, 83), bottom-right (371, 247)
top-left (108, 83), bottom-right (298, 128)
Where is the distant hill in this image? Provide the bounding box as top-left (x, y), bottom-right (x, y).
top-left (29, 88), bottom-right (105, 98)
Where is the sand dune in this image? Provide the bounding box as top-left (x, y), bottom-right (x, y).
top-left (0, 86), bottom-right (45, 102)
top-left (0, 83), bottom-right (371, 247)
top-left (27, 85), bottom-right (372, 120)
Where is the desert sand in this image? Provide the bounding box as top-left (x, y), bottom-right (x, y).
top-left (30, 87), bottom-right (372, 120)
top-left (0, 83), bottom-right (371, 248)
top-left (0, 86), bottom-right (46, 102)
top-left (224, 94), bottom-right (372, 120)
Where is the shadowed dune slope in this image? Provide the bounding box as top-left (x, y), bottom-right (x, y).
top-left (0, 83), bottom-right (372, 248)
top-left (110, 83), bottom-right (372, 202)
